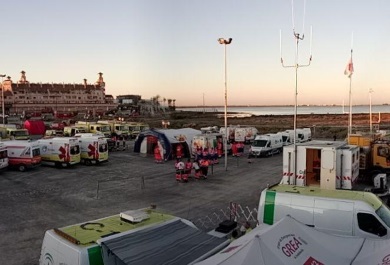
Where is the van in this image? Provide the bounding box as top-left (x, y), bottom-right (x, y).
top-left (234, 127), bottom-right (258, 144)
top-left (250, 133), bottom-right (283, 157)
top-left (37, 137), bottom-right (81, 167)
top-left (3, 140), bottom-right (41, 171)
top-left (74, 134), bottom-right (109, 165)
top-left (258, 184), bottom-right (390, 239)
top-left (277, 131), bottom-right (291, 146)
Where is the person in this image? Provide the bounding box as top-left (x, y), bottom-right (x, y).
top-left (199, 158), bottom-right (209, 179)
top-left (183, 158), bottom-right (192, 180)
top-left (237, 142), bottom-right (244, 156)
top-left (175, 159), bottom-right (185, 181)
top-left (217, 139), bottom-right (223, 158)
top-left (154, 145), bottom-right (163, 163)
top-left (193, 160), bottom-right (202, 179)
top-left (176, 144), bottom-right (183, 159)
top-left (247, 149), bottom-right (253, 163)
top-left (231, 141), bottom-right (238, 157)
top-left (333, 134), bottom-right (337, 141)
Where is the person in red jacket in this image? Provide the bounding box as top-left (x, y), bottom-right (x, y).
top-left (217, 139), bottom-right (223, 158)
top-left (231, 142), bottom-right (238, 157)
top-left (176, 144), bottom-right (183, 159)
top-left (154, 145), bottom-right (163, 163)
top-left (183, 158), bottom-right (192, 180)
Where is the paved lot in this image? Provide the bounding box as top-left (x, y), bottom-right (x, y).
top-left (0, 142), bottom-right (282, 265)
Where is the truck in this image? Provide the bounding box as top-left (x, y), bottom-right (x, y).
top-left (0, 142), bottom-right (9, 171)
top-left (63, 126), bottom-right (87, 137)
top-left (75, 121), bottom-right (111, 137)
top-left (97, 120), bottom-right (129, 138)
top-left (3, 140), bottom-right (42, 171)
top-left (74, 134), bottom-right (109, 165)
top-left (348, 133), bottom-right (390, 183)
top-left (0, 126), bottom-right (30, 140)
top-left (39, 208), bottom-right (228, 265)
top-left (191, 133), bottom-right (224, 155)
top-left (37, 137), bottom-right (81, 167)
top-left (234, 127), bottom-right (258, 144)
top-left (250, 133), bottom-right (283, 157)
top-left (257, 139), bottom-right (390, 239)
top-left (126, 122), bottom-right (150, 139)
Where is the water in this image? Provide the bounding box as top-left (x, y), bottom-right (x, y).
top-left (176, 105), bottom-right (390, 116)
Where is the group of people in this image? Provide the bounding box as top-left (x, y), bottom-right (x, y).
top-left (174, 157), bottom-right (210, 182)
top-left (230, 141), bottom-right (245, 157)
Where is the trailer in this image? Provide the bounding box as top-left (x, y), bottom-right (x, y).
top-left (3, 140), bottom-right (41, 171)
top-left (74, 134), bottom-right (109, 165)
top-left (37, 137), bottom-right (81, 167)
top-left (281, 140), bottom-right (360, 190)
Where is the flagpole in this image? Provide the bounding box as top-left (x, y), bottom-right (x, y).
top-left (348, 49), bottom-right (353, 137)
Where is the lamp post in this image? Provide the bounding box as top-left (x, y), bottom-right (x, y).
top-left (369, 88), bottom-right (373, 134)
top-left (218, 37), bottom-right (232, 171)
top-left (0, 74), bottom-right (6, 127)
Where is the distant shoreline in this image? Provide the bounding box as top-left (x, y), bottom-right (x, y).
top-left (177, 104), bottom-right (389, 108)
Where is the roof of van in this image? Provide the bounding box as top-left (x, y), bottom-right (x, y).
top-left (268, 185), bottom-right (383, 210)
top-left (56, 209), bottom-right (175, 247)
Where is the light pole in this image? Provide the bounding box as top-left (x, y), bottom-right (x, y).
top-left (218, 37), bottom-right (232, 171)
top-left (0, 74), bottom-right (6, 127)
top-left (369, 88), bottom-right (373, 134)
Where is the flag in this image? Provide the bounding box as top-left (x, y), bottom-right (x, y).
top-left (344, 58), bottom-right (354, 78)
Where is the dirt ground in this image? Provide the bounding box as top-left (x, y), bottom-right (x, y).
top-left (133, 111), bottom-right (390, 139)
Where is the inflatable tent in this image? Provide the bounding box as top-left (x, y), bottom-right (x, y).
top-left (133, 128), bottom-right (201, 160)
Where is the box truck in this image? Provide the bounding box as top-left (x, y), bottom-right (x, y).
top-left (37, 137), bottom-right (81, 167)
top-left (3, 140), bottom-right (41, 171)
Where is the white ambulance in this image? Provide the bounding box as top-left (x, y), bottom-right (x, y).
top-left (3, 140), bottom-right (41, 171)
top-left (37, 137), bottom-right (81, 167)
top-left (0, 142), bottom-right (8, 171)
top-left (74, 134), bottom-right (109, 165)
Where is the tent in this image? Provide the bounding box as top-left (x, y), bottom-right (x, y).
top-left (99, 218), bottom-right (229, 265)
top-left (196, 215), bottom-right (365, 265)
top-left (133, 128), bottom-right (201, 160)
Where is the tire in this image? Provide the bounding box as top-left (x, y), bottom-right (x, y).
top-left (18, 164), bottom-right (27, 172)
top-left (85, 160), bottom-right (92, 166)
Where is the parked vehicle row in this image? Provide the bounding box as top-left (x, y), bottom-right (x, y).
top-left (0, 134), bottom-right (110, 172)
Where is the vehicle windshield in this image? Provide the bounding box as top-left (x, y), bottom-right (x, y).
top-left (13, 130), bottom-right (29, 136)
top-left (376, 204), bottom-right (390, 228)
top-left (100, 126), bottom-right (111, 132)
top-left (115, 125), bottom-right (126, 131)
top-left (282, 136), bottom-right (288, 142)
top-left (253, 139), bottom-right (268, 147)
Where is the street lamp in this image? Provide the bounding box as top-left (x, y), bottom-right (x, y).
top-left (0, 74), bottom-right (6, 127)
top-left (218, 37), bottom-right (232, 171)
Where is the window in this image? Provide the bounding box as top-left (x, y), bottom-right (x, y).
top-left (99, 143), bottom-right (107, 152)
top-left (70, 145), bottom-right (80, 155)
top-left (32, 148), bottom-right (40, 156)
top-left (357, 212), bottom-right (387, 237)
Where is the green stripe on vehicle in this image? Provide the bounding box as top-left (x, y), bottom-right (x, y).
top-left (263, 190), bottom-right (276, 225)
top-left (88, 246), bottom-right (104, 265)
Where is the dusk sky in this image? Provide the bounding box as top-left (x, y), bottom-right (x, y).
top-left (2, 1), bottom-right (389, 106)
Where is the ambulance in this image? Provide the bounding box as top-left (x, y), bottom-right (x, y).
top-left (3, 140), bottom-right (41, 171)
top-left (37, 137), bottom-right (81, 167)
top-left (0, 142), bottom-right (8, 171)
top-left (74, 134), bottom-right (109, 165)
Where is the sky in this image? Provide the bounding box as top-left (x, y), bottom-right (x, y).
top-left (1, 0), bottom-right (389, 106)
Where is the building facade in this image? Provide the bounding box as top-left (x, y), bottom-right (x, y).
top-left (2, 71), bottom-right (117, 116)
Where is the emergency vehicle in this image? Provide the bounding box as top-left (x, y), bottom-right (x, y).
top-left (250, 133), bottom-right (283, 157)
top-left (0, 142), bottom-right (9, 171)
top-left (39, 208), bottom-right (227, 265)
top-left (37, 137), bottom-right (81, 167)
top-left (75, 121), bottom-right (111, 137)
top-left (258, 140), bottom-right (390, 239)
top-left (74, 134), bottom-right (109, 165)
top-left (3, 140), bottom-right (41, 171)
top-left (191, 133), bottom-right (223, 156)
top-left (97, 120), bottom-right (129, 138)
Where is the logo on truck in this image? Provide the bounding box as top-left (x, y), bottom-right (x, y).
top-left (43, 252), bottom-right (54, 265)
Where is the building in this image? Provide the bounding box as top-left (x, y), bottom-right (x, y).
top-left (2, 71), bottom-right (117, 117)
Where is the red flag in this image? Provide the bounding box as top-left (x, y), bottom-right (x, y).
top-left (344, 58), bottom-right (354, 78)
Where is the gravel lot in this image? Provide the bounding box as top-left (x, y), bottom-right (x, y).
top-left (0, 141), bottom-right (282, 265)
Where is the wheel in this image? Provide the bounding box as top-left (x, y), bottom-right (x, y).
top-left (61, 163), bottom-right (68, 168)
top-left (18, 164), bottom-right (26, 172)
top-left (85, 160), bottom-right (92, 166)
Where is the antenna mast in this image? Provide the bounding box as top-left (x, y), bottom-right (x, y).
top-left (280, 0), bottom-right (312, 185)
